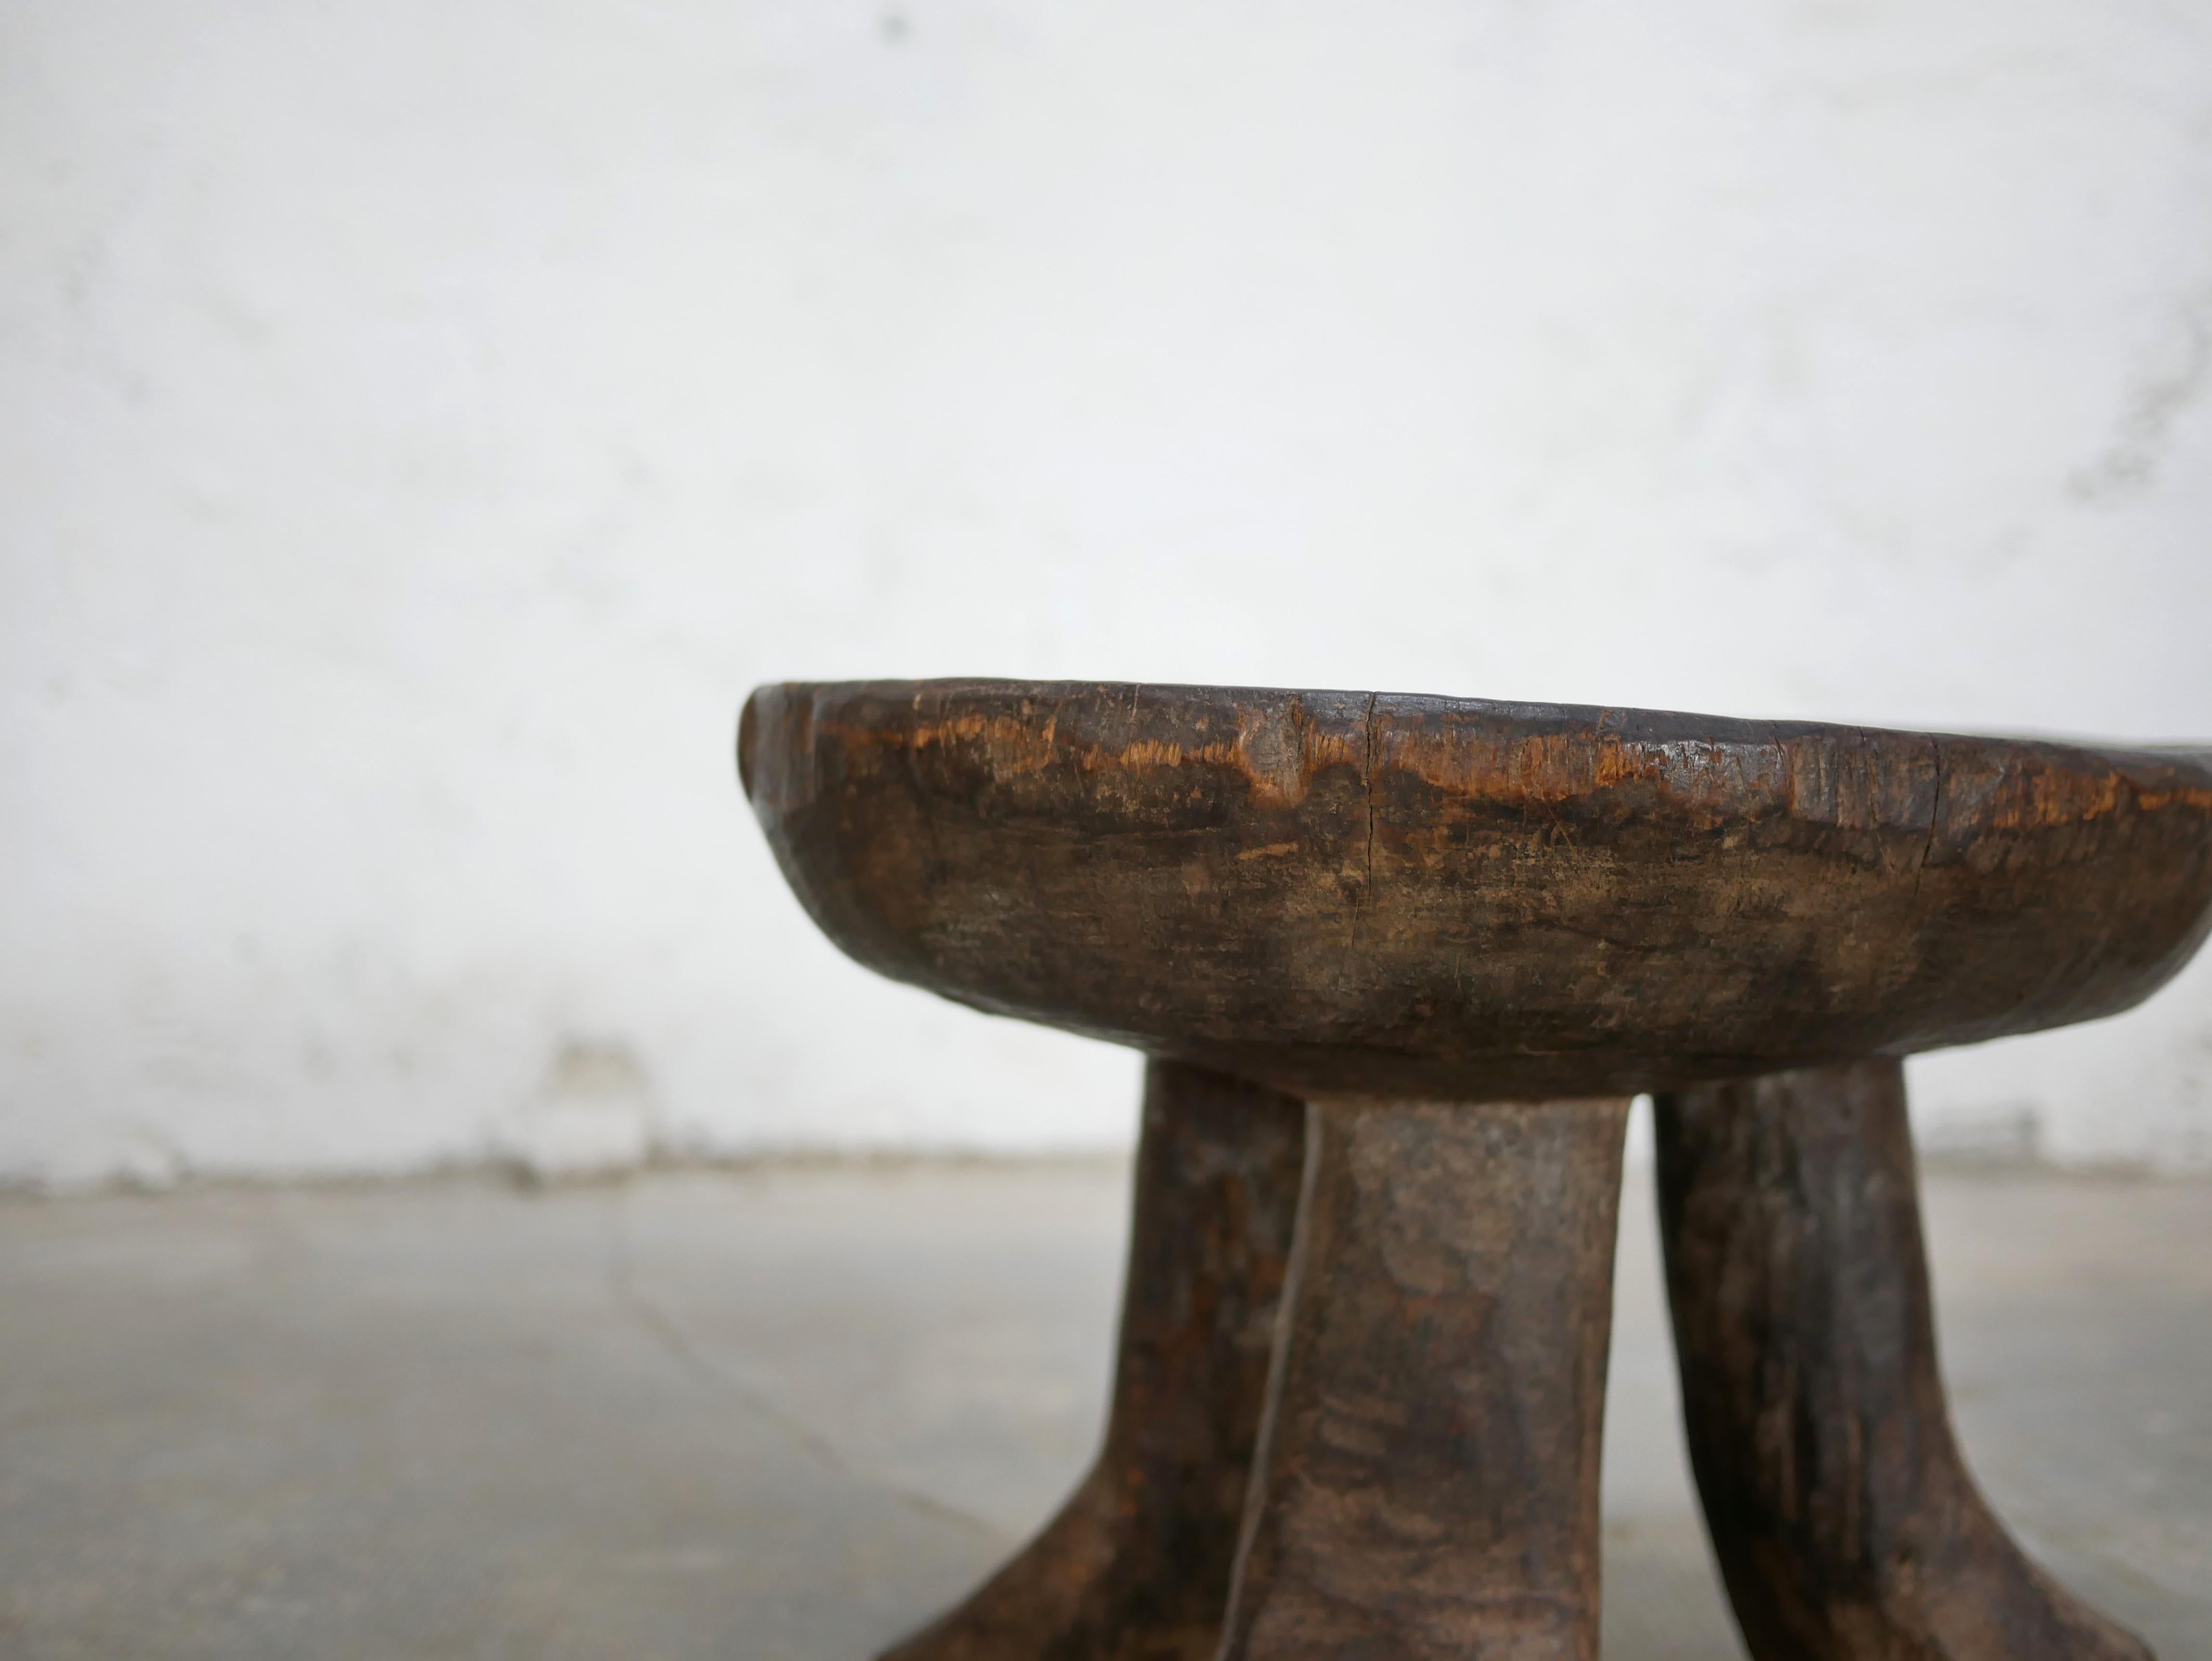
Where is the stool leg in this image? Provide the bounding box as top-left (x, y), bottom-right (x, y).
top-left (1218, 1095), bottom-right (1631, 1661)
top-left (880, 1059), bottom-right (1306, 1661)
top-left (1653, 1058), bottom-right (2155, 1661)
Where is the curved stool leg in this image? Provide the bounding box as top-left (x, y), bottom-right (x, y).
top-left (1219, 1096), bottom-right (1630, 1661)
top-left (880, 1059), bottom-right (1306, 1661)
top-left (1653, 1058), bottom-right (2155, 1661)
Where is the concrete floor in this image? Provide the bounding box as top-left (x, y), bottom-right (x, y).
top-left (0, 1158), bottom-right (2206, 1661)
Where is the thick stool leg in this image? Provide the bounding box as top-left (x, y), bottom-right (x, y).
top-left (1219, 1096), bottom-right (1631, 1661)
top-left (1653, 1058), bottom-right (2154, 1661)
top-left (881, 1059), bottom-right (1306, 1661)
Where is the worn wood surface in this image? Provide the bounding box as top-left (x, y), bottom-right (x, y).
top-left (739, 678), bottom-right (2205, 1661)
top-left (1654, 1059), bottom-right (2156, 1661)
top-left (741, 680), bottom-right (2212, 1099)
top-left (1216, 1096), bottom-right (1630, 1661)
top-left (881, 1060), bottom-right (1306, 1661)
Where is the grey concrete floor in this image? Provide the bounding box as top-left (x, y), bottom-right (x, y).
top-left (0, 1158), bottom-right (2206, 1660)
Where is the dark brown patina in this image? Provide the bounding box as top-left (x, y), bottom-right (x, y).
top-left (737, 678), bottom-right (2205, 1661)
top-left (743, 680), bottom-right (2212, 1100)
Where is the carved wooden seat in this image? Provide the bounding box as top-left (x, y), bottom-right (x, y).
top-left (740, 679), bottom-right (2212, 1661)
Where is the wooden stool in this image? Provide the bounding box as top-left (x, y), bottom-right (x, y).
top-left (740, 680), bottom-right (2212, 1661)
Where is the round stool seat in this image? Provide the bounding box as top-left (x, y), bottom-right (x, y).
top-left (740, 678), bottom-right (2212, 1100)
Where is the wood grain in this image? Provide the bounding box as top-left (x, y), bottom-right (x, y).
top-left (742, 680), bottom-right (2212, 1098)
top-left (739, 678), bottom-right (2201, 1660)
top-left (1216, 1095), bottom-right (1630, 1661)
top-left (1654, 1059), bottom-right (2156, 1661)
top-left (880, 1061), bottom-right (1306, 1661)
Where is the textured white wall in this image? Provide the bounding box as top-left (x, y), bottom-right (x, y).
top-left (5, 0), bottom-right (2211, 1187)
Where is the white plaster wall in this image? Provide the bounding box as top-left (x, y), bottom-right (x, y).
top-left (5, 0), bottom-right (2210, 1187)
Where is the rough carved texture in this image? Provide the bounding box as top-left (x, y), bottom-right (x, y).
top-left (1654, 1059), bottom-right (2156, 1661)
top-left (740, 679), bottom-right (2203, 1661)
top-left (741, 680), bottom-right (2212, 1100)
top-left (880, 1061), bottom-right (1306, 1661)
top-left (1217, 1097), bottom-right (1630, 1661)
